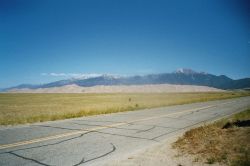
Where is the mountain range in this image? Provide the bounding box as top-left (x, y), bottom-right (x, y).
top-left (3, 69), bottom-right (250, 91)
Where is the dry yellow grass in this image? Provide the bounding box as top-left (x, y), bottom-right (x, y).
top-left (173, 109), bottom-right (250, 166)
top-left (0, 92), bottom-right (249, 125)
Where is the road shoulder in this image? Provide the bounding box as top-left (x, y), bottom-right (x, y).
top-left (105, 130), bottom-right (224, 166)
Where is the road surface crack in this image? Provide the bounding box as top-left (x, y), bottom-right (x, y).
top-left (92, 130), bottom-right (158, 142)
top-left (8, 151), bottom-right (52, 166)
top-left (151, 115), bottom-right (220, 140)
top-left (136, 126), bottom-right (156, 133)
top-left (1, 132), bottom-right (92, 166)
top-left (73, 143), bottom-right (116, 165)
top-left (35, 125), bottom-right (80, 131)
top-left (0, 132), bottom-right (92, 155)
top-left (71, 122), bottom-right (144, 132)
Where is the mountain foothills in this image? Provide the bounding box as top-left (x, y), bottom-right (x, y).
top-left (4, 69), bottom-right (250, 91)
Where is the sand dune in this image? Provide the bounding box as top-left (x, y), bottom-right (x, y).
top-left (7, 84), bottom-right (225, 93)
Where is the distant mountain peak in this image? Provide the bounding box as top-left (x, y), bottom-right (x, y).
top-left (174, 68), bottom-right (207, 75)
top-left (174, 68), bottom-right (196, 74)
top-left (71, 74), bottom-right (103, 80)
top-left (101, 74), bottom-right (123, 79)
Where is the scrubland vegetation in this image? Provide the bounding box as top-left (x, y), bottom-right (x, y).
top-left (173, 108), bottom-right (250, 166)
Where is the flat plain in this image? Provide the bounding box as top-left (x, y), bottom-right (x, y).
top-left (1, 96), bottom-right (250, 166)
top-left (0, 92), bottom-right (249, 125)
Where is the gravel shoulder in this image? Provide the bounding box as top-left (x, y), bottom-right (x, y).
top-left (105, 130), bottom-right (223, 166)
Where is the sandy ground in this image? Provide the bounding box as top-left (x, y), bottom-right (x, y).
top-left (105, 132), bottom-right (223, 166)
top-left (8, 84), bottom-right (224, 93)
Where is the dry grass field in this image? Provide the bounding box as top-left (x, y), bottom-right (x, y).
top-left (173, 109), bottom-right (250, 166)
top-left (0, 92), bottom-right (249, 125)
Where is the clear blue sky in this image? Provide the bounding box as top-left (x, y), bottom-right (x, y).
top-left (0, 0), bottom-right (249, 88)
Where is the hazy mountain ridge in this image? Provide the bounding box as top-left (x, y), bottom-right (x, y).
top-left (4, 69), bottom-right (250, 91)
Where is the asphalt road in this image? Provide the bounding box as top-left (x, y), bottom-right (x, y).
top-left (1, 96), bottom-right (250, 166)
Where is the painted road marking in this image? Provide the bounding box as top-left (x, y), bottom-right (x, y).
top-left (0, 102), bottom-right (234, 150)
